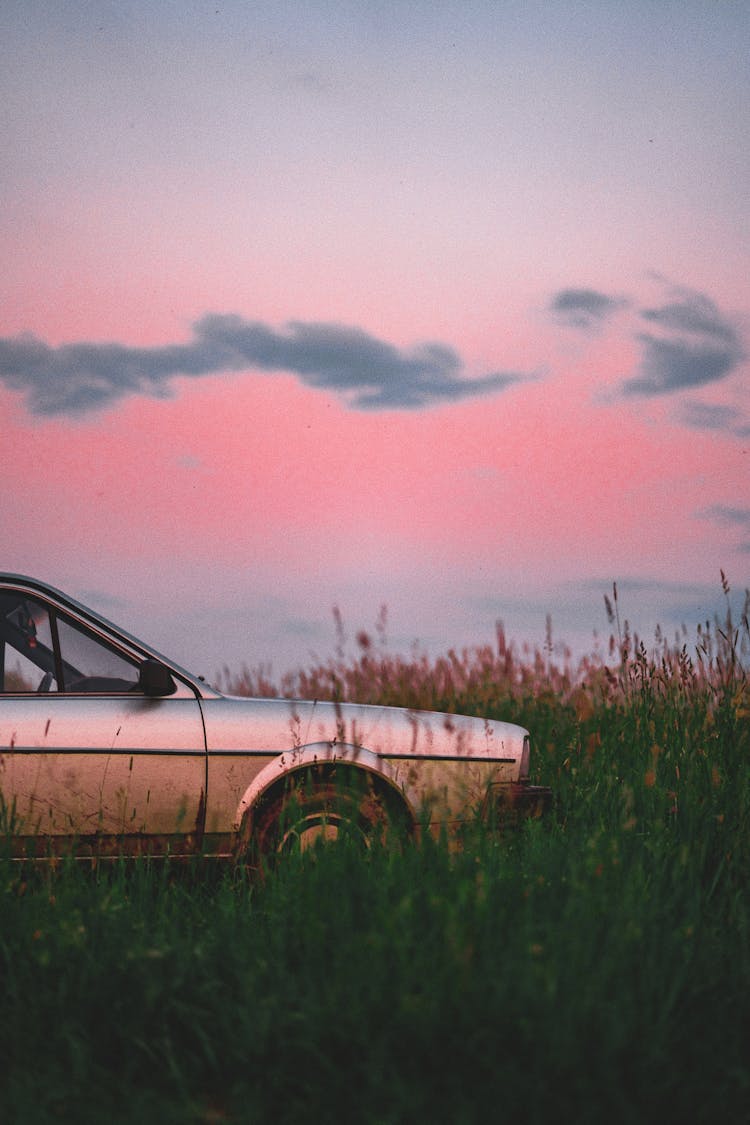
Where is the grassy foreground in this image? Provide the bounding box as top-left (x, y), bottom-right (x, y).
top-left (1, 588), bottom-right (748, 1123)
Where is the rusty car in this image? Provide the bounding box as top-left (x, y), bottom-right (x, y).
top-left (0, 574), bottom-right (551, 861)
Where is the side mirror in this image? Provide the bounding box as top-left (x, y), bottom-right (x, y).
top-left (138, 658), bottom-right (177, 698)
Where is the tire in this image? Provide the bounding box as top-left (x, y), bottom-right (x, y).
top-left (244, 766), bottom-right (409, 862)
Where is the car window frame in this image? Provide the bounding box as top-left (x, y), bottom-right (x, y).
top-left (0, 591), bottom-right (142, 696)
top-left (0, 576), bottom-right (214, 702)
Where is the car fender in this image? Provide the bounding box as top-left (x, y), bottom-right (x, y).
top-left (234, 741), bottom-right (417, 831)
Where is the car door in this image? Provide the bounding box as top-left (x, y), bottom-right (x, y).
top-left (0, 588), bottom-right (206, 856)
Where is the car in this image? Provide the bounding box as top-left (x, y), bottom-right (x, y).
top-left (0, 574), bottom-right (551, 861)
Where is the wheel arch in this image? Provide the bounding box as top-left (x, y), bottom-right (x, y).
top-left (234, 741), bottom-right (417, 835)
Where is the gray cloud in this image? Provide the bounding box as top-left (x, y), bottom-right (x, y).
top-left (550, 281), bottom-right (747, 421)
top-left (549, 288), bottom-right (627, 329)
top-left (623, 289), bottom-right (744, 397)
top-left (699, 504), bottom-right (750, 528)
top-left (574, 574), bottom-right (749, 635)
top-left (677, 400), bottom-right (747, 434)
top-left (697, 505), bottom-right (750, 553)
top-left (624, 336), bottom-right (741, 395)
top-left (0, 315), bottom-right (525, 416)
top-left (640, 294), bottom-right (739, 345)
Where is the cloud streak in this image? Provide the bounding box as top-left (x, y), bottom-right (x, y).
top-left (698, 505), bottom-right (750, 553)
top-left (549, 288), bottom-right (627, 330)
top-left (0, 315), bottom-right (525, 416)
top-left (677, 400), bottom-right (749, 436)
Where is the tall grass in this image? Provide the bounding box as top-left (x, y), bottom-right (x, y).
top-left (1, 584), bottom-right (748, 1123)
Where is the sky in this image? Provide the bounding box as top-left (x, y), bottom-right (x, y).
top-left (2, 0), bottom-right (748, 682)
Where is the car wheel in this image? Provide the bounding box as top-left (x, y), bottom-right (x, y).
top-left (243, 766), bottom-right (409, 863)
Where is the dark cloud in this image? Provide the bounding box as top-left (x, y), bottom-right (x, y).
top-left (0, 315), bottom-right (525, 416)
top-left (624, 336), bottom-right (741, 396)
top-left (549, 288), bottom-right (626, 329)
top-left (640, 294), bottom-right (739, 345)
top-left (550, 281), bottom-right (746, 414)
top-left (623, 288), bottom-right (744, 397)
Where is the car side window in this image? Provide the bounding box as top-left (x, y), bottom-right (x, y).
top-left (0, 590), bottom-right (141, 694)
top-left (0, 593), bottom-right (58, 692)
top-left (56, 616), bottom-right (140, 693)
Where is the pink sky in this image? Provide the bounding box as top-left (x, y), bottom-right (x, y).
top-left (2, 2), bottom-right (748, 679)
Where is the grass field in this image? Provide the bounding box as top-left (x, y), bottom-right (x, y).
top-left (1, 585), bottom-right (748, 1123)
